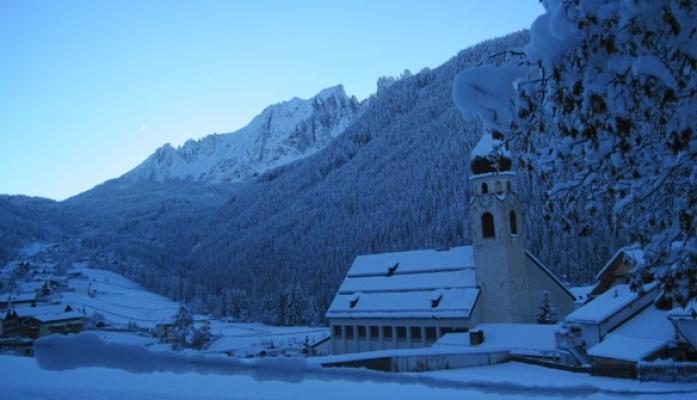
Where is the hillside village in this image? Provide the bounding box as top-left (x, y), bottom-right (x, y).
top-left (0, 242), bottom-right (330, 358)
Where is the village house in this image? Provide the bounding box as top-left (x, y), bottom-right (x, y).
top-left (555, 244), bottom-right (697, 377)
top-left (155, 319), bottom-right (177, 342)
top-left (588, 244), bottom-right (645, 299)
top-left (0, 293), bottom-right (37, 311)
top-left (0, 304), bottom-right (83, 339)
top-left (326, 132), bottom-right (576, 354)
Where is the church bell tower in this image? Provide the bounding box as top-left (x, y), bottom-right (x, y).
top-left (468, 131), bottom-right (532, 323)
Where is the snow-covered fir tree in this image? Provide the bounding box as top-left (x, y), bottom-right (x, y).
top-left (536, 290), bottom-right (557, 324)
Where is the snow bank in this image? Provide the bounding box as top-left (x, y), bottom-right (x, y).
top-left (35, 332), bottom-right (309, 383)
top-left (33, 333), bottom-right (697, 397)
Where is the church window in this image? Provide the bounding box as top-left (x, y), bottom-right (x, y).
top-left (510, 211), bottom-right (518, 234)
top-left (495, 181), bottom-right (502, 193)
top-left (411, 326), bottom-right (422, 339)
top-left (383, 326), bottom-right (393, 339)
top-left (426, 327), bottom-right (437, 340)
top-left (345, 326), bottom-right (354, 339)
top-left (481, 183), bottom-right (488, 194)
top-left (481, 212), bottom-right (495, 238)
top-left (507, 181), bottom-right (512, 192)
top-left (369, 326), bottom-right (379, 338)
top-left (358, 326), bottom-right (366, 338)
top-left (397, 326), bottom-right (407, 340)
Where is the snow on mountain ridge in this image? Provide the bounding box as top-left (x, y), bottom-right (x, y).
top-left (123, 84), bottom-right (363, 184)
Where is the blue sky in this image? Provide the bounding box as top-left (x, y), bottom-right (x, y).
top-left (0, 0), bottom-right (543, 200)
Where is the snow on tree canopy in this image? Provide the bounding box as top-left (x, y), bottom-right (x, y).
top-left (452, 64), bottom-right (527, 133)
top-left (454, 0), bottom-right (696, 307)
top-left (523, 0), bottom-right (580, 68)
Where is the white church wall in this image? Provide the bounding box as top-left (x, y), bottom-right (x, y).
top-left (328, 317), bottom-right (472, 355)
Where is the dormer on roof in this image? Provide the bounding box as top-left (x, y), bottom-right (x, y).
top-left (386, 262), bottom-right (399, 277)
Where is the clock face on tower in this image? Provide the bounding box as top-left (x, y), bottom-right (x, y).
top-left (478, 193), bottom-right (492, 208)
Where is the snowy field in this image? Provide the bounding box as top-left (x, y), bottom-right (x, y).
top-left (1, 354), bottom-right (696, 400)
top-left (62, 264), bottom-right (180, 328)
top-left (205, 320), bottom-right (328, 356)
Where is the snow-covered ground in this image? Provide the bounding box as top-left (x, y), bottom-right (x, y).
top-left (1, 354), bottom-right (695, 400)
top-left (206, 320), bottom-right (328, 356)
top-left (62, 264), bottom-right (180, 328)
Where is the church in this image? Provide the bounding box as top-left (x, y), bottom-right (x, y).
top-left (326, 132), bottom-right (576, 354)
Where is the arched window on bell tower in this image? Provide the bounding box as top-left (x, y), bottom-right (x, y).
top-left (481, 212), bottom-right (495, 238)
top-left (510, 211), bottom-right (518, 234)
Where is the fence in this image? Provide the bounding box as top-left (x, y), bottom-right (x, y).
top-left (638, 361), bottom-right (697, 383)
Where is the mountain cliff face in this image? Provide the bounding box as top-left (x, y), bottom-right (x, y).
top-left (123, 85), bottom-right (364, 184)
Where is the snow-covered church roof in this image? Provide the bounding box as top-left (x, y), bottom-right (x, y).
top-left (470, 131), bottom-right (512, 175)
top-left (326, 246), bottom-right (479, 319)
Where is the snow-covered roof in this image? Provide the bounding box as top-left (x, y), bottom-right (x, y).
top-left (566, 283), bottom-right (658, 323)
top-left (435, 323), bottom-right (557, 356)
top-left (28, 311), bottom-right (84, 323)
top-left (569, 285), bottom-right (595, 304)
top-left (19, 281), bottom-right (45, 292)
top-left (586, 304), bottom-right (677, 362)
top-left (594, 244), bottom-right (645, 282)
top-left (11, 305), bottom-right (75, 318)
top-left (0, 293), bottom-right (37, 303)
top-left (347, 246), bottom-right (475, 277)
top-left (327, 246), bottom-right (479, 319)
top-left (469, 131), bottom-right (513, 175)
top-left (339, 269), bottom-right (476, 294)
top-left (469, 131), bottom-right (511, 160)
top-left (613, 305), bottom-right (675, 342)
top-left (587, 334), bottom-right (669, 362)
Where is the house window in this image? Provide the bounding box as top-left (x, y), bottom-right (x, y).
top-left (510, 211), bottom-right (518, 234)
top-left (481, 183), bottom-right (488, 194)
top-left (333, 325), bottom-right (342, 338)
top-left (411, 326), bottom-right (422, 340)
top-left (482, 212), bottom-right (495, 238)
top-left (383, 326), bottom-right (393, 339)
top-left (346, 326), bottom-right (354, 339)
top-left (426, 327), bottom-right (437, 340)
top-left (397, 326), bottom-right (407, 340)
top-left (369, 326), bottom-right (379, 338)
top-left (358, 326), bottom-right (366, 338)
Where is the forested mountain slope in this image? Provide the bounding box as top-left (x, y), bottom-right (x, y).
top-left (1, 31), bottom-right (624, 325)
top-left (120, 30), bottom-right (620, 323)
